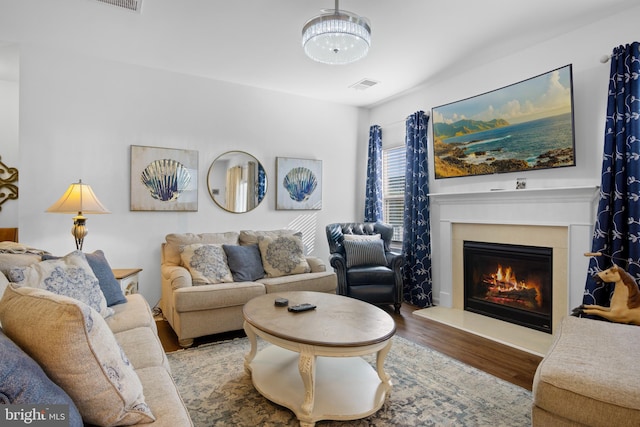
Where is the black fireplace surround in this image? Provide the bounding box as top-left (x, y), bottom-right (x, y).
top-left (463, 241), bottom-right (553, 333)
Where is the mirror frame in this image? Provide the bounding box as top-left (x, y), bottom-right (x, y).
top-left (207, 151), bottom-right (267, 213)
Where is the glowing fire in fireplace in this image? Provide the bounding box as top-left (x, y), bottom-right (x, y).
top-left (483, 264), bottom-right (542, 308)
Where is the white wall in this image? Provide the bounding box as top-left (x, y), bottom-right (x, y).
top-left (368, 6), bottom-right (640, 195)
top-left (16, 45), bottom-right (364, 307)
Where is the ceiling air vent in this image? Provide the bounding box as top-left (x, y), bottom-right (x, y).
top-left (93, 0), bottom-right (143, 13)
top-left (349, 78), bottom-right (379, 91)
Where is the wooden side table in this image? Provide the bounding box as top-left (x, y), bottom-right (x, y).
top-left (112, 268), bottom-right (142, 295)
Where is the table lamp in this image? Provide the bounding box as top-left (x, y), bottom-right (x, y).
top-left (46, 179), bottom-right (110, 250)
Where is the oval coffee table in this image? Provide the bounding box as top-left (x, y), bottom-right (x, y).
top-left (243, 291), bottom-right (396, 427)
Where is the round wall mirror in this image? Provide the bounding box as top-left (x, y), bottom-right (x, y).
top-left (207, 151), bottom-right (267, 213)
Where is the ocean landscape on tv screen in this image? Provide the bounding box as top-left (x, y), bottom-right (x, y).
top-left (431, 65), bottom-right (576, 179)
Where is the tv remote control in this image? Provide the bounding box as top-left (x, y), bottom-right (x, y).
top-left (287, 303), bottom-right (316, 313)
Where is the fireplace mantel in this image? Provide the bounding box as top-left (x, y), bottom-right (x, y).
top-left (429, 186), bottom-right (600, 213)
top-left (422, 185), bottom-right (600, 352)
top-left (430, 185), bottom-right (598, 306)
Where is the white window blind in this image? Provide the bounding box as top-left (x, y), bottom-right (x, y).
top-left (382, 145), bottom-right (406, 242)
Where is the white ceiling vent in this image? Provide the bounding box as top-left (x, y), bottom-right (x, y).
top-left (93, 0), bottom-right (143, 13)
top-left (349, 78), bottom-right (379, 91)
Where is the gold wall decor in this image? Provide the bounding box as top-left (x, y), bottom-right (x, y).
top-left (0, 156), bottom-right (19, 211)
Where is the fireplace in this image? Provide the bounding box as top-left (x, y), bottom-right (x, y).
top-left (463, 241), bottom-right (553, 334)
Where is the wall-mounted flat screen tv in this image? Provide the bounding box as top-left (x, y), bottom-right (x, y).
top-left (431, 64), bottom-right (576, 179)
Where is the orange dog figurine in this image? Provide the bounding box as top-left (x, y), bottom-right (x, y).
top-left (573, 264), bottom-right (640, 325)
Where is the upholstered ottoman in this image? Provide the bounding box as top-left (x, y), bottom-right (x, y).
top-left (532, 316), bottom-right (640, 426)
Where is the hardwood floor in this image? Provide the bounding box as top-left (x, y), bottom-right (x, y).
top-left (156, 303), bottom-right (542, 391)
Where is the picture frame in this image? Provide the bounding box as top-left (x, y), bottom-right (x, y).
top-left (276, 157), bottom-right (322, 210)
top-left (130, 145), bottom-right (198, 211)
top-left (431, 64), bottom-right (576, 179)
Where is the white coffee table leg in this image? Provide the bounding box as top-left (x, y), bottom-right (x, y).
top-left (376, 340), bottom-right (393, 391)
top-left (243, 321), bottom-right (258, 374)
top-left (298, 344), bottom-right (317, 416)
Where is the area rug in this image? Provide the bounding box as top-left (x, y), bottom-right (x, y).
top-left (166, 336), bottom-right (532, 426)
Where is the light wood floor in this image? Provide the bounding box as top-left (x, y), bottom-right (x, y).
top-left (156, 303), bottom-right (542, 391)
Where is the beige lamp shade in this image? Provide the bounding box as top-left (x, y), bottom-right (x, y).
top-left (46, 180), bottom-right (110, 215)
top-left (46, 180), bottom-right (110, 250)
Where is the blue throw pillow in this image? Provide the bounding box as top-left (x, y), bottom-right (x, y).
top-left (42, 250), bottom-right (127, 307)
top-left (223, 244), bottom-right (265, 282)
top-left (0, 329), bottom-right (83, 426)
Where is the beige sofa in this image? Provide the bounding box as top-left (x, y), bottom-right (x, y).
top-left (160, 230), bottom-right (337, 347)
top-left (0, 251), bottom-right (193, 427)
top-left (532, 315), bottom-right (640, 426)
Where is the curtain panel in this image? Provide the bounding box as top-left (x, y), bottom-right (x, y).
top-left (364, 125), bottom-right (383, 222)
top-left (402, 111), bottom-right (433, 307)
top-left (584, 42), bottom-right (640, 308)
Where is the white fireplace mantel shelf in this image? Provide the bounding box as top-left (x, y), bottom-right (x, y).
top-left (429, 185), bottom-right (599, 204)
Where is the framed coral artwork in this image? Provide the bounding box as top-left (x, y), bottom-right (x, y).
top-left (130, 145), bottom-right (198, 211)
top-left (276, 157), bottom-right (322, 210)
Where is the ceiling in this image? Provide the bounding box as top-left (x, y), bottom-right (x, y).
top-left (0, 0), bottom-right (638, 107)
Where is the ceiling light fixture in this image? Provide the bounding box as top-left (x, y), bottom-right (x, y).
top-left (302, 0), bottom-right (371, 65)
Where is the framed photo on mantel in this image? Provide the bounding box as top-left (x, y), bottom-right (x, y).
top-left (276, 157), bottom-right (322, 210)
top-left (130, 145), bottom-right (198, 211)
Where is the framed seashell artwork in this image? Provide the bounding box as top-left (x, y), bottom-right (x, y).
top-left (276, 157), bottom-right (322, 210)
top-left (130, 145), bottom-right (198, 211)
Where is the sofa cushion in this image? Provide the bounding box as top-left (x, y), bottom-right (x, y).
top-left (223, 244), bottom-right (265, 282)
top-left (164, 232), bottom-right (240, 266)
top-left (258, 235), bottom-right (310, 278)
top-left (106, 293), bottom-right (155, 334)
top-left (174, 281), bottom-right (265, 312)
top-left (239, 229), bottom-right (302, 246)
top-left (259, 271), bottom-right (337, 294)
top-left (0, 285), bottom-right (155, 426)
top-left (8, 250), bottom-right (113, 318)
top-left (0, 329), bottom-right (83, 426)
top-left (180, 244), bottom-right (234, 284)
top-left (533, 316), bottom-right (640, 426)
top-left (344, 239), bottom-right (388, 268)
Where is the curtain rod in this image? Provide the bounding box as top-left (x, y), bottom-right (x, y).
top-left (600, 44), bottom-right (640, 63)
top-left (377, 111), bottom-right (432, 128)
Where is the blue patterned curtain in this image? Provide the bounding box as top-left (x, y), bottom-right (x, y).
top-left (364, 125), bottom-right (383, 222)
top-left (402, 111), bottom-right (433, 307)
top-left (584, 42), bottom-right (640, 308)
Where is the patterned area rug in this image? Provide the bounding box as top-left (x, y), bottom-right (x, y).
top-left (166, 336), bottom-right (532, 426)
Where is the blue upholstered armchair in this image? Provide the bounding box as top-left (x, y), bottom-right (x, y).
top-left (325, 222), bottom-right (404, 313)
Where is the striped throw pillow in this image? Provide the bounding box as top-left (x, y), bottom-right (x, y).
top-left (344, 239), bottom-right (388, 268)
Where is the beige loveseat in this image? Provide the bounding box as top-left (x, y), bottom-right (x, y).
top-left (160, 230), bottom-right (337, 347)
top-left (532, 315), bottom-right (640, 426)
top-left (0, 250), bottom-right (192, 427)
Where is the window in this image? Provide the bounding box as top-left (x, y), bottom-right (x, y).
top-left (382, 145), bottom-right (406, 242)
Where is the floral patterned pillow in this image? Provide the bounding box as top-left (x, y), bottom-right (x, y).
top-left (0, 285), bottom-right (155, 426)
top-left (7, 250), bottom-right (113, 318)
top-left (179, 244), bottom-right (234, 284)
top-left (258, 235), bottom-right (310, 278)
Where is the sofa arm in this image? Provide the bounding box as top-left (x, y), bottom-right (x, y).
top-left (161, 265), bottom-right (193, 291)
top-left (329, 253), bottom-right (348, 296)
top-left (386, 251), bottom-right (405, 271)
top-left (306, 256), bottom-right (327, 273)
